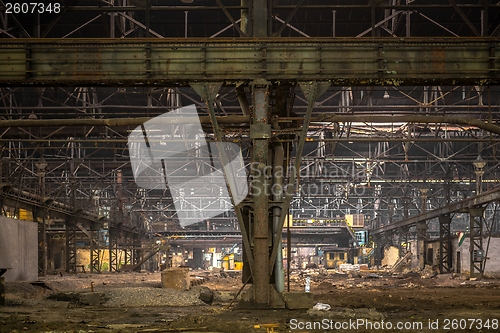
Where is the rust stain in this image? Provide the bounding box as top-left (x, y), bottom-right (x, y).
top-left (431, 48), bottom-right (446, 71)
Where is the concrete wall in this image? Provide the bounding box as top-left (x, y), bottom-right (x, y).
top-left (381, 246), bottom-right (399, 267)
top-left (409, 240), bottom-right (418, 269)
top-left (422, 236), bottom-right (500, 277)
top-left (0, 216), bottom-right (38, 282)
top-left (454, 237), bottom-right (500, 277)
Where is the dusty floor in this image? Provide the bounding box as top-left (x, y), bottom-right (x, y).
top-left (1, 269), bottom-right (500, 333)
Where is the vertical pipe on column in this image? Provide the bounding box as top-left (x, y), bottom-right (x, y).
top-left (481, 0), bottom-right (488, 37)
top-left (110, 0), bottom-right (115, 38)
top-left (272, 143), bottom-right (284, 293)
top-left (287, 211), bottom-right (291, 292)
top-left (406, 10), bottom-right (410, 37)
top-left (332, 10), bottom-right (336, 37)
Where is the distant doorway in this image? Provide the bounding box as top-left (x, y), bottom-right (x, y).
top-left (427, 248), bottom-right (433, 266)
top-left (54, 252), bottom-right (62, 270)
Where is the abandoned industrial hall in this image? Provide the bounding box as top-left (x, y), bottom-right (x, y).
top-left (1, 1), bottom-right (500, 332)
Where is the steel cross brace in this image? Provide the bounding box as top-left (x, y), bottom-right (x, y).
top-left (190, 82), bottom-right (255, 279)
top-left (469, 205), bottom-right (486, 278)
top-left (439, 214), bottom-right (453, 273)
top-left (268, 81), bottom-right (330, 274)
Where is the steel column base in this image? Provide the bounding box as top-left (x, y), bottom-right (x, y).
top-left (239, 285), bottom-right (285, 309)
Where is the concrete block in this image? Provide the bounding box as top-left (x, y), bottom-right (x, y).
top-left (161, 268), bottom-right (190, 290)
top-left (199, 287), bottom-right (214, 304)
top-left (79, 292), bottom-right (105, 306)
top-left (0, 217), bottom-right (38, 282)
top-left (282, 292), bottom-right (314, 310)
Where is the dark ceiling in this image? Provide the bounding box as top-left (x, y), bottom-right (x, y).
top-left (2, 0), bottom-right (500, 39)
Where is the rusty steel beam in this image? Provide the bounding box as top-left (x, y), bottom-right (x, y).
top-left (0, 38), bottom-right (498, 86)
top-left (2, 115), bottom-right (500, 135)
top-left (371, 186), bottom-right (500, 236)
top-left (250, 81), bottom-right (271, 306)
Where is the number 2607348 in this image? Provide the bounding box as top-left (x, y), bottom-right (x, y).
top-left (5, 3), bottom-right (61, 14)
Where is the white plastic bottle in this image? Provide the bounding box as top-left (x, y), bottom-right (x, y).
top-left (305, 277), bottom-right (311, 292)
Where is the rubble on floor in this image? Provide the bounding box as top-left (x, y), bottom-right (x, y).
top-left (2, 269), bottom-right (500, 333)
top-left (307, 307), bottom-right (386, 321)
top-left (282, 292), bottom-right (314, 310)
top-left (105, 286), bottom-right (207, 307)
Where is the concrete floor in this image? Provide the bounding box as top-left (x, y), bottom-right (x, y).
top-left (1, 270), bottom-right (500, 332)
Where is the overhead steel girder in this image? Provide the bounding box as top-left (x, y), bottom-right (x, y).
top-left (371, 186), bottom-right (500, 236)
top-left (2, 115), bottom-right (500, 136)
top-left (0, 38), bottom-right (498, 86)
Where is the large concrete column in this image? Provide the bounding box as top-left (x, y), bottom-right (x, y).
top-left (250, 80), bottom-right (271, 306)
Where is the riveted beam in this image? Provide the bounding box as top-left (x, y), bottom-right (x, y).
top-left (0, 38), bottom-right (499, 86)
